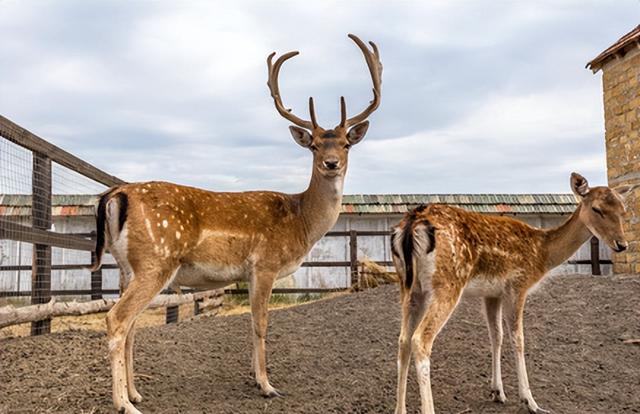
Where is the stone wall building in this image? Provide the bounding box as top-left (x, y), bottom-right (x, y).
top-left (588, 25), bottom-right (640, 274)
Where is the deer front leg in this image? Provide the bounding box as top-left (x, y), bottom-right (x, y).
top-left (504, 293), bottom-right (549, 414)
top-left (249, 270), bottom-right (282, 398)
top-left (396, 289), bottom-right (427, 414)
top-left (484, 297), bottom-right (506, 403)
top-left (412, 287), bottom-right (462, 414)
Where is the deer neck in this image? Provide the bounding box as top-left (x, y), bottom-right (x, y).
top-left (543, 204), bottom-right (592, 270)
top-left (299, 168), bottom-right (345, 244)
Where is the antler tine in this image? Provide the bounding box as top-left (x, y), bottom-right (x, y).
top-left (309, 97), bottom-right (318, 129)
top-left (267, 50), bottom-right (314, 130)
top-left (339, 96), bottom-right (347, 128)
top-left (340, 34), bottom-right (383, 128)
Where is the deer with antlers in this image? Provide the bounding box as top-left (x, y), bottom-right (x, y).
top-left (91, 34), bottom-right (382, 413)
top-left (391, 173), bottom-right (634, 414)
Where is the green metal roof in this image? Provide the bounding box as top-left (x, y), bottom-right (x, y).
top-left (0, 193), bottom-right (577, 217)
top-left (340, 194), bottom-right (577, 215)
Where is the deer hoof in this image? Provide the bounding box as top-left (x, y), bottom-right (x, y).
top-left (522, 399), bottom-right (550, 414)
top-left (490, 389), bottom-right (507, 403)
top-left (129, 391), bottom-right (143, 404)
top-left (262, 388), bottom-right (285, 398)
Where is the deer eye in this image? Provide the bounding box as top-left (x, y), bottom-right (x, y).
top-left (592, 207), bottom-right (604, 217)
top-left (309, 144), bottom-right (318, 152)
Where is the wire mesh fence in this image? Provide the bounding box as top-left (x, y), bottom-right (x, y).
top-left (0, 115), bottom-right (125, 334)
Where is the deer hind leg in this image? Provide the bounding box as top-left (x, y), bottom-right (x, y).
top-left (504, 293), bottom-right (549, 414)
top-left (412, 286), bottom-right (462, 414)
top-left (248, 270), bottom-right (281, 397)
top-left (107, 264), bottom-right (177, 414)
top-left (125, 321), bottom-right (142, 403)
top-left (115, 269), bottom-right (143, 404)
top-left (396, 288), bottom-right (428, 414)
top-left (484, 297), bottom-right (506, 403)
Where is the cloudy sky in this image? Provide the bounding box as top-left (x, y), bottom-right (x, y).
top-left (1, 1), bottom-right (638, 195)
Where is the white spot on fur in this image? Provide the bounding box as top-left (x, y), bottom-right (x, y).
top-left (162, 220), bottom-right (168, 228)
top-left (156, 213), bottom-right (160, 218)
top-left (141, 188), bottom-right (148, 193)
top-left (160, 237), bottom-right (165, 244)
top-left (144, 218), bottom-right (156, 242)
top-left (176, 231), bottom-right (181, 240)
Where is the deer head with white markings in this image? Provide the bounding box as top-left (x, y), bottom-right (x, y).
top-left (268, 33), bottom-right (381, 182)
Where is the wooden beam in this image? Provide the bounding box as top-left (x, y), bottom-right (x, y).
top-left (31, 153), bottom-right (52, 335)
top-left (0, 289), bottom-right (224, 329)
top-left (590, 237), bottom-right (601, 276)
top-left (349, 230), bottom-right (359, 287)
top-left (0, 115), bottom-right (125, 188)
top-left (0, 219), bottom-right (95, 251)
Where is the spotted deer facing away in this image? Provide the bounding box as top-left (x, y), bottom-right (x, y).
top-left (92, 34), bottom-right (382, 414)
top-left (391, 173), bottom-right (634, 414)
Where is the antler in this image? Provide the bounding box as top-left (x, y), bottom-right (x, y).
top-left (267, 51), bottom-right (317, 130)
top-left (339, 34), bottom-right (383, 129)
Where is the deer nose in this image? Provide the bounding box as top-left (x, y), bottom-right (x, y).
top-left (323, 159), bottom-right (340, 170)
top-left (614, 241), bottom-right (628, 252)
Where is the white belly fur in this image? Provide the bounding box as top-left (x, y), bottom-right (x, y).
top-left (463, 277), bottom-right (506, 298)
top-left (173, 262), bottom-right (247, 289)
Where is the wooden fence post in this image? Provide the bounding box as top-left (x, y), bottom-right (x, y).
top-left (590, 236), bottom-right (601, 276)
top-left (31, 153), bottom-right (52, 335)
top-left (349, 230), bottom-right (358, 287)
top-left (166, 305), bottom-right (179, 324)
top-left (90, 249), bottom-right (103, 300)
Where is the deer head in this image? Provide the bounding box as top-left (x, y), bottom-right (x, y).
top-left (267, 34), bottom-right (382, 178)
top-left (571, 172), bottom-right (635, 252)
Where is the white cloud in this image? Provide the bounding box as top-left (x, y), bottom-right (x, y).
top-left (0, 0), bottom-right (637, 195)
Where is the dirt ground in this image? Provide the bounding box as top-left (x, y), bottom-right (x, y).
top-left (1, 274), bottom-right (639, 414)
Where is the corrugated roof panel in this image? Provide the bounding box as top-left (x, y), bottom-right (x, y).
top-left (0, 193), bottom-right (577, 217)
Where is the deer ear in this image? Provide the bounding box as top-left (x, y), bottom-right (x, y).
top-left (615, 184), bottom-right (636, 201)
top-left (289, 126), bottom-right (313, 148)
top-left (347, 121), bottom-right (369, 146)
top-left (570, 172), bottom-right (590, 198)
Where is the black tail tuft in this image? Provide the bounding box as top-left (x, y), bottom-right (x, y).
top-left (114, 192), bottom-right (128, 233)
top-left (89, 190), bottom-right (127, 272)
top-left (90, 192), bottom-right (110, 272)
top-left (400, 204), bottom-right (435, 290)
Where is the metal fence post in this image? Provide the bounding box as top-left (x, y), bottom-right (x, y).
top-left (349, 230), bottom-right (358, 287)
top-left (31, 152), bottom-right (52, 335)
top-left (590, 236), bottom-right (601, 276)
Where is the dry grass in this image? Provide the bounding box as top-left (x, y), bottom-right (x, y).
top-left (353, 257), bottom-right (398, 291)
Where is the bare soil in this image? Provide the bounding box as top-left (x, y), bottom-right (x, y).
top-left (1, 274), bottom-right (639, 414)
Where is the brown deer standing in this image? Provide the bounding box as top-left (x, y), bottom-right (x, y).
top-left (391, 173), bottom-right (634, 414)
top-left (92, 34), bottom-right (382, 414)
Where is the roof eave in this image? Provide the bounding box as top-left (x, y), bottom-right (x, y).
top-left (587, 25), bottom-right (640, 73)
